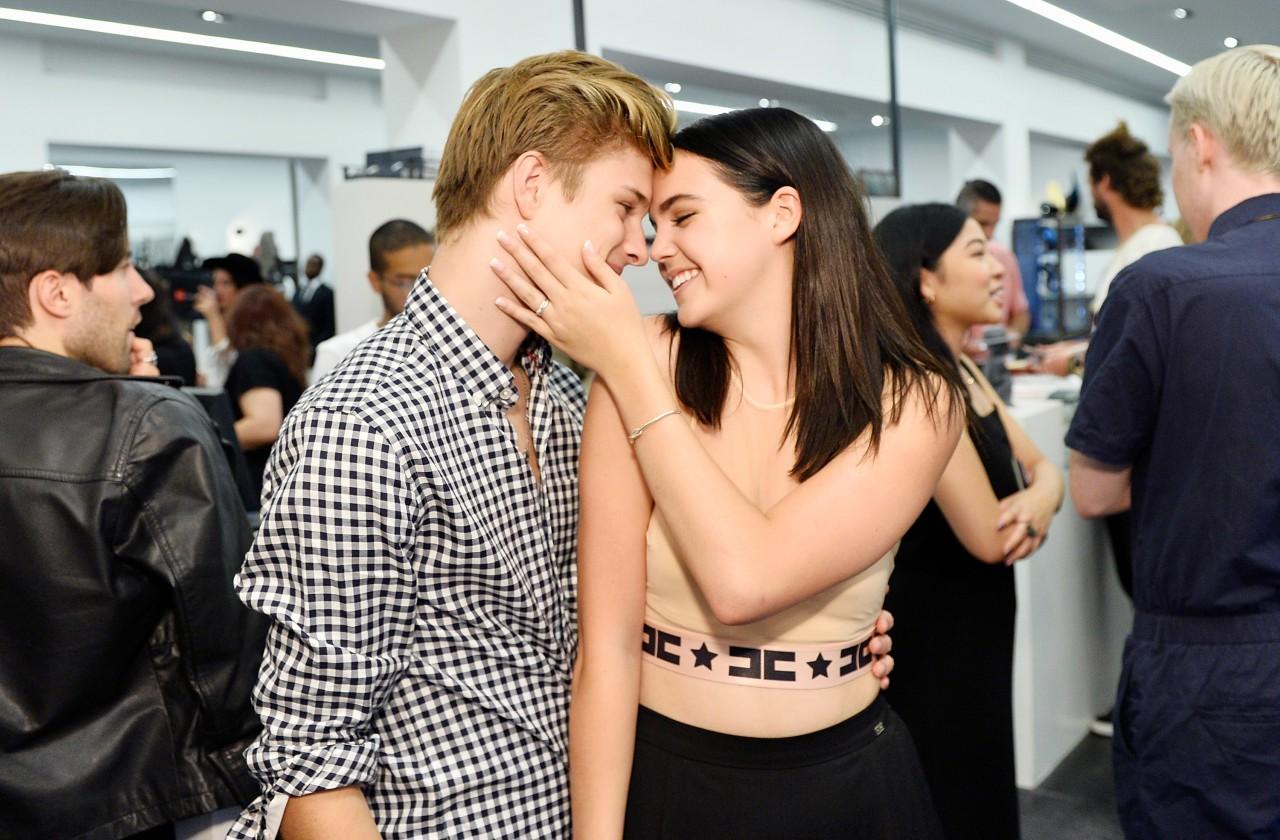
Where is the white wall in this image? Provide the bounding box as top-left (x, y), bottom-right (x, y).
top-left (585, 0), bottom-right (1172, 226)
top-left (0, 31), bottom-right (383, 271)
top-left (294, 158), bottom-right (334, 264)
top-left (3, 0), bottom-right (1181, 309)
top-left (1029, 133), bottom-right (1096, 221)
top-left (330, 178), bottom-right (436, 332)
top-left (110, 178), bottom-right (177, 258)
top-left (50, 144), bottom-right (303, 265)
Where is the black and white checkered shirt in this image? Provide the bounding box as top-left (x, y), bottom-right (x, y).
top-left (228, 272), bottom-right (584, 839)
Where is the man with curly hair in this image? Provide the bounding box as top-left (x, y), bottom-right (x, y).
top-left (1084, 121), bottom-right (1183, 315)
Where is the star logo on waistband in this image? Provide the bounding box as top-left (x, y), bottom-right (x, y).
top-left (807, 653), bottom-right (831, 678)
top-left (691, 643), bottom-right (718, 670)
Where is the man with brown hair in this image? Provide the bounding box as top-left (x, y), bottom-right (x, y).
top-left (229, 51), bottom-right (674, 840)
top-left (1084, 121), bottom-right (1183, 315)
top-left (0, 168), bottom-right (265, 839)
top-left (310, 220), bottom-right (436, 382)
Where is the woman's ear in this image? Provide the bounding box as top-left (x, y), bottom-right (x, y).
top-left (768, 186), bottom-right (803, 244)
top-left (919, 266), bottom-right (941, 307)
top-left (510, 151), bottom-right (550, 221)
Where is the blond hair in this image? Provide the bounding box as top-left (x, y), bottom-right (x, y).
top-left (1166, 44), bottom-right (1280, 176)
top-left (433, 51), bottom-right (676, 239)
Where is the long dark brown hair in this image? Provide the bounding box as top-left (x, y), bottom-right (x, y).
top-left (873, 203), bottom-right (989, 437)
top-left (226, 285), bottom-right (310, 387)
top-left (663, 107), bottom-right (963, 481)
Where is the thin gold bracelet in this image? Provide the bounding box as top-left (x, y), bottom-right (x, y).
top-left (628, 409), bottom-right (680, 445)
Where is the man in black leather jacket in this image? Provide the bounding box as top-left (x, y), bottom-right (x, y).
top-left (0, 169), bottom-right (266, 839)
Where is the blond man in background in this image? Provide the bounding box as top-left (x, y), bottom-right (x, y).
top-left (1068, 45), bottom-right (1280, 839)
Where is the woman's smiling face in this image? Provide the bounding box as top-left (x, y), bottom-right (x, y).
top-left (921, 217), bottom-right (1006, 329)
top-left (648, 151), bottom-right (783, 332)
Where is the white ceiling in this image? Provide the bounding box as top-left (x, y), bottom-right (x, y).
top-left (838, 0), bottom-right (1279, 104)
top-left (2, 0), bottom-right (1275, 100)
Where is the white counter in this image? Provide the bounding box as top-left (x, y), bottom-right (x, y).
top-left (1008, 385), bottom-right (1131, 789)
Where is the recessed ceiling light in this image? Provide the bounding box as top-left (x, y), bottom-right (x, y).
top-left (758, 98), bottom-right (771, 107)
top-left (663, 82), bottom-right (682, 93)
top-left (200, 10), bottom-right (227, 24)
top-left (871, 114), bottom-right (887, 127)
top-left (1001, 0), bottom-right (1190, 76)
top-left (0, 6), bottom-right (384, 69)
top-left (1223, 36), bottom-right (1239, 48)
top-left (1171, 8), bottom-right (1191, 20)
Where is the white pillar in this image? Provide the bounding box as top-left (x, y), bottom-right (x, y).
top-left (0, 35), bottom-right (50, 171)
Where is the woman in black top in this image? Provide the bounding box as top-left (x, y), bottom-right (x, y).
top-left (225, 285), bottom-right (308, 500)
top-left (873, 204), bottom-right (1064, 840)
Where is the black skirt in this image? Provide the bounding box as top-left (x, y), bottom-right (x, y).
top-left (623, 696), bottom-right (943, 839)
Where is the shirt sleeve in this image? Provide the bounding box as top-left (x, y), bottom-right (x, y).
top-left (1065, 269), bottom-right (1165, 466)
top-left (225, 349), bottom-right (285, 400)
top-left (1000, 251), bottom-right (1029, 315)
top-left (231, 408), bottom-right (420, 833)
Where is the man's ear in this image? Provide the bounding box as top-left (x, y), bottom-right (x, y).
top-left (367, 269), bottom-right (381, 293)
top-left (769, 186), bottom-right (803, 244)
top-left (1187, 122), bottom-right (1215, 172)
top-left (28, 270), bottom-right (80, 322)
top-left (511, 151), bottom-right (551, 222)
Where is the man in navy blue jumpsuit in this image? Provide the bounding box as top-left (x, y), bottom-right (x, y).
top-left (1068, 44), bottom-right (1280, 839)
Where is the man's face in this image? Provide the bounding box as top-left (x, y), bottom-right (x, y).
top-left (533, 146), bottom-right (653, 277)
top-left (369, 243), bottom-right (434, 320)
top-left (212, 268), bottom-right (238, 311)
top-left (63, 256), bottom-right (154, 374)
top-left (1091, 181), bottom-right (1113, 225)
top-left (969, 199), bottom-right (1001, 241)
top-left (305, 256), bottom-right (323, 280)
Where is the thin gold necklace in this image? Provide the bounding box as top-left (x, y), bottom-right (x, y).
top-left (733, 371), bottom-right (795, 410)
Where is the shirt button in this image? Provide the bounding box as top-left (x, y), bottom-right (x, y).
top-left (499, 387), bottom-right (516, 402)
top-left (472, 393), bottom-right (486, 407)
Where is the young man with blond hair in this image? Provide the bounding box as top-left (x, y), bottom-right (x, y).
top-left (227, 51), bottom-right (674, 840)
top-left (1068, 44), bottom-right (1280, 838)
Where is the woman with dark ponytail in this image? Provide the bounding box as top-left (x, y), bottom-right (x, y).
top-left (490, 108), bottom-right (962, 839)
top-left (874, 203), bottom-right (1064, 840)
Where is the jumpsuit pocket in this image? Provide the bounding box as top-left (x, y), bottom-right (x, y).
top-left (1188, 706), bottom-right (1280, 829)
top-left (1112, 642), bottom-right (1140, 760)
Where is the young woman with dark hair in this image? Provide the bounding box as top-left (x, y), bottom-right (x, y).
top-left (224, 284), bottom-right (308, 501)
top-left (135, 269), bottom-right (197, 386)
top-left (873, 203), bottom-right (1064, 840)
top-left (490, 108), bottom-right (961, 839)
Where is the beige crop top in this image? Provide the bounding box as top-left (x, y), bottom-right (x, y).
top-left (644, 508), bottom-right (895, 650)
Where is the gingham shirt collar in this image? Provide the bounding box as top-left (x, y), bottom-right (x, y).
top-left (403, 269), bottom-right (552, 409)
